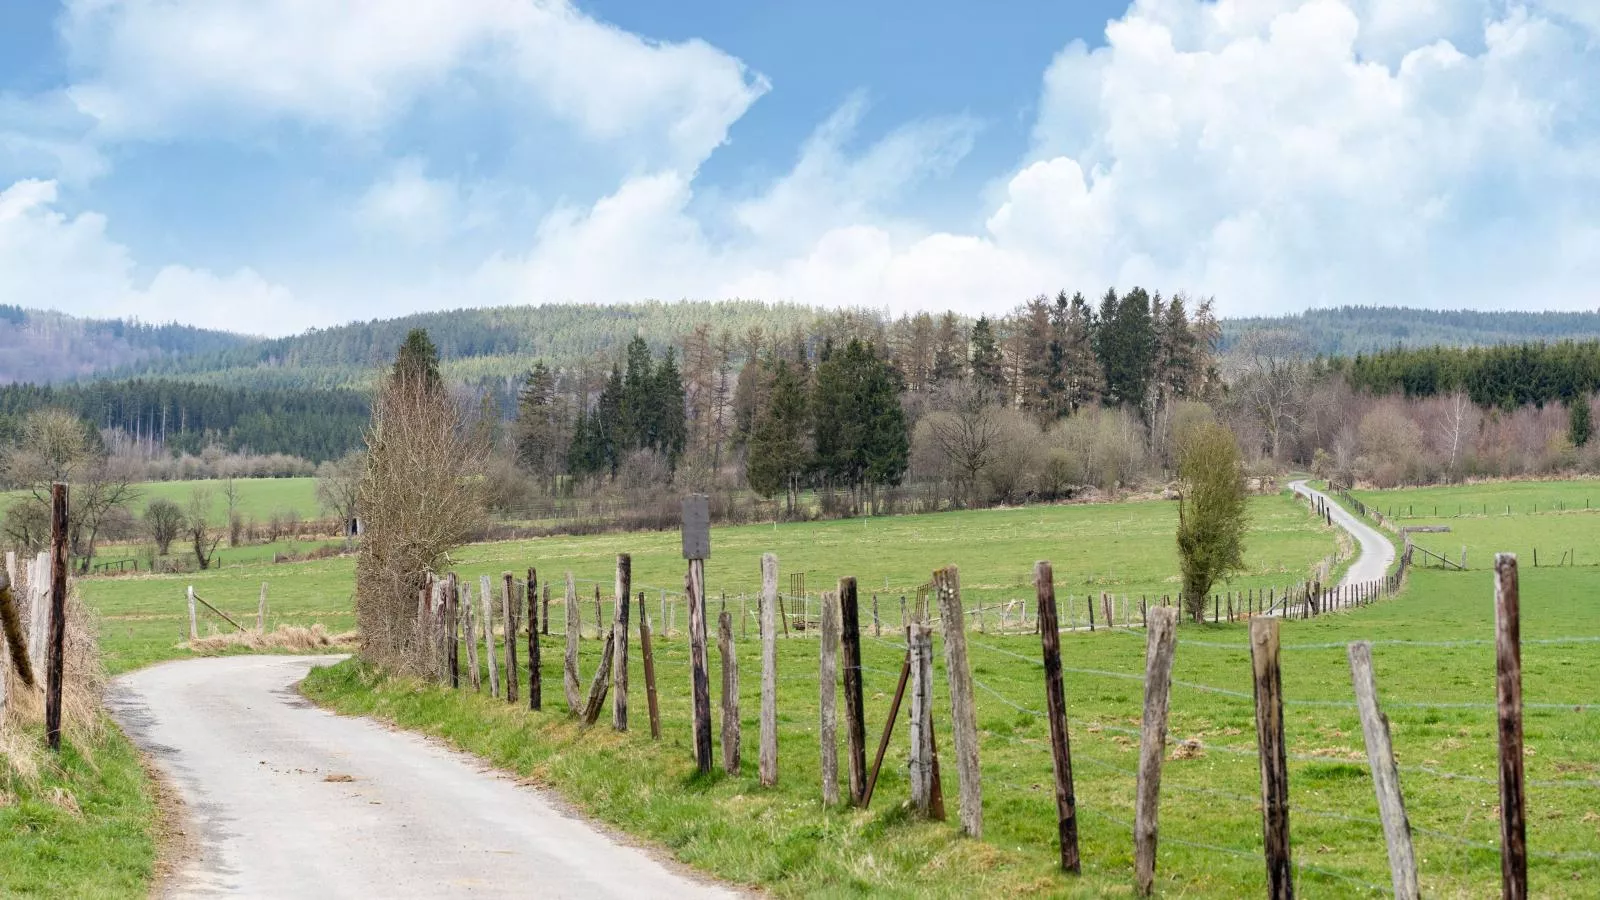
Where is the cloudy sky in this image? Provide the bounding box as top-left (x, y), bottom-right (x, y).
top-left (2, 0), bottom-right (1597, 336)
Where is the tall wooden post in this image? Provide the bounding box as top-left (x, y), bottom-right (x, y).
top-left (819, 589), bottom-right (841, 805)
top-left (908, 621), bottom-right (935, 817)
top-left (683, 495), bottom-right (714, 775)
top-left (479, 575), bottom-right (498, 697)
top-left (258, 582), bottom-right (269, 632)
top-left (760, 553), bottom-right (780, 787)
top-left (564, 573), bottom-right (582, 713)
top-left (1134, 606), bottom-right (1179, 896)
top-left (718, 611), bottom-right (740, 774)
top-left (542, 582), bottom-right (550, 636)
top-left (1035, 562), bottom-right (1080, 873)
top-left (527, 568), bottom-right (541, 711)
top-left (503, 573), bottom-right (519, 705)
top-left (45, 483), bottom-right (68, 751)
top-left (839, 577), bottom-right (868, 806)
top-left (464, 584), bottom-right (480, 691)
top-left (934, 565), bottom-right (982, 838)
top-left (1494, 554), bottom-right (1527, 900)
top-left (447, 574), bottom-right (459, 688)
top-left (1348, 641), bottom-right (1419, 900)
top-left (612, 554), bottom-right (631, 732)
top-left (638, 592), bottom-right (661, 739)
top-left (1250, 617), bottom-right (1292, 899)
top-left (186, 585), bottom-right (198, 641)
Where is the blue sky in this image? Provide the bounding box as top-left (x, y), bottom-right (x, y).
top-left (1, 0), bottom-right (1597, 336)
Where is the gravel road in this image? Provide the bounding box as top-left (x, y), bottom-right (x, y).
top-left (1290, 479), bottom-right (1396, 588)
top-left (109, 655), bottom-right (737, 899)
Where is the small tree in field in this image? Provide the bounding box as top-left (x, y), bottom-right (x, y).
top-left (355, 329), bottom-right (489, 674)
top-left (144, 498), bottom-right (184, 556)
top-left (1175, 422), bottom-right (1248, 622)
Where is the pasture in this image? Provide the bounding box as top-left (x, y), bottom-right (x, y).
top-left (4, 477), bottom-right (321, 525)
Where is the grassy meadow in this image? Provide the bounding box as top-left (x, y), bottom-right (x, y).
top-left (4, 476), bottom-right (320, 524)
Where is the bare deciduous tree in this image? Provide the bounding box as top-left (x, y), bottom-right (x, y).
top-left (144, 498), bottom-right (184, 556)
top-left (1230, 330), bottom-right (1307, 462)
top-left (315, 450), bottom-right (366, 545)
top-left (186, 487), bottom-right (224, 570)
top-left (2, 408), bottom-right (140, 571)
top-left (921, 381), bottom-right (1008, 507)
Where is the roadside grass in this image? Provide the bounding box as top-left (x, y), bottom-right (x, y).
top-left (80, 493), bottom-right (1335, 677)
top-left (303, 557), bottom-right (1600, 897)
top-left (0, 723), bottom-right (158, 899)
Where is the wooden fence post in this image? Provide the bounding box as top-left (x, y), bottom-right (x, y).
top-left (1135, 606), bottom-right (1179, 896)
top-left (464, 583), bottom-right (481, 691)
top-left (760, 553), bottom-right (779, 787)
top-left (542, 582), bottom-right (550, 636)
top-left (1494, 554), bottom-right (1527, 900)
top-left (447, 574), bottom-right (459, 688)
top-left (934, 565), bottom-right (983, 838)
top-left (1035, 562), bottom-right (1080, 873)
top-left (638, 592), bottom-right (661, 739)
top-left (873, 592), bottom-right (881, 637)
top-left (594, 584), bottom-right (604, 639)
top-left (45, 483), bottom-right (68, 751)
top-left (1347, 641), bottom-right (1419, 900)
top-left (480, 575), bottom-right (499, 698)
top-left (687, 558), bottom-right (714, 775)
top-left (865, 641), bottom-right (910, 809)
top-left (719, 610), bottom-right (740, 774)
top-left (580, 632), bottom-right (616, 725)
top-left (503, 573), bottom-right (519, 705)
top-left (1250, 617), bottom-right (1292, 899)
top-left (527, 568), bottom-right (541, 711)
top-left (0, 571), bottom-right (36, 687)
top-left (564, 573), bottom-right (582, 712)
top-left (819, 589), bottom-right (840, 806)
top-left (186, 585), bottom-right (198, 641)
top-left (258, 582), bottom-right (268, 632)
top-left (839, 577), bottom-right (868, 806)
top-left (613, 554), bottom-right (631, 732)
top-left (908, 621), bottom-right (935, 818)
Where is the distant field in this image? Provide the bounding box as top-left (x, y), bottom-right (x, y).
top-left (3, 476), bottom-right (321, 523)
top-left (1351, 478), bottom-right (1600, 567)
top-left (80, 492), bottom-right (1336, 675)
top-left (1351, 478), bottom-right (1600, 518)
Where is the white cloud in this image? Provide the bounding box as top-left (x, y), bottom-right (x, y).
top-left (0, 179), bottom-right (321, 335)
top-left (354, 158), bottom-right (470, 245)
top-left (61, 0), bottom-right (767, 169)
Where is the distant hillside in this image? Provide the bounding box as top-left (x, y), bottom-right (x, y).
top-left (0, 306), bottom-right (253, 385)
top-left (10, 302), bottom-right (1600, 391)
top-left (1223, 306), bottom-right (1600, 355)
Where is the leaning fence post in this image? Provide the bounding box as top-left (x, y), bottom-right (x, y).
top-left (580, 632), bottom-right (615, 725)
top-left (638, 591), bottom-right (661, 739)
top-left (612, 554), bottom-right (631, 732)
top-left (760, 553), bottom-right (780, 787)
top-left (1494, 554), bottom-right (1527, 900)
top-left (839, 577), bottom-right (868, 806)
top-left (819, 589), bottom-right (840, 806)
top-left (908, 621), bottom-right (935, 817)
top-left (527, 568), bottom-right (541, 711)
top-left (1035, 562), bottom-right (1080, 874)
top-left (719, 610), bottom-right (740, 775)
top-left (564, 573), bottom-right (582, 713)
top-left (1250, 617), bottom-right (1292, 899)
top-left (935, 565), bottom-right (983, 838)
top-left (1348, 641), bottom-right (1419, 900)
top-left (1135, 606), bottom-right (1179, 896)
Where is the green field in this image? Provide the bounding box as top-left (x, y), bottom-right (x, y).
top-left (4, 477), bottom-right (321, 525)
top-left (1352, 478), bottom-right (1600, 519)
top-left (80, 493), bottom-right (1336, 675)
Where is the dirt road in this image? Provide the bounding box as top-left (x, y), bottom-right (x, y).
top-left (1290, 480), bottom-right (1396, 588)
top-left (109, 655), bottom-right (736, 898)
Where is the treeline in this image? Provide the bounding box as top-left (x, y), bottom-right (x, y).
top-left (0, 305), bottom-right (250, 384)
top-left (1342, 342), bottom-right (1600, 409)
top-left (1226, 307), bottom-right (1600, 355)
top-left (0, 379), bottom-right (369, 462)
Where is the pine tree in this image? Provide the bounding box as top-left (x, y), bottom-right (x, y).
top-left (393, 328), bottom-right (442, 391)
top-left (654, 348), bottom-right (688, 467)
top-left (969, 317), bottom-right (1006, 401)
top-left (812, 340), bottom-right (909, 513)
top-left (746, 359), bottom-right (812, 513)
top-left (595, 366), bottom-right (625, 477)
top-left (1096, 287), bottom-right (1157, 411)
top-left (931, 312), bottom-right (967, 385)
top-left (514, 361), bottom-right (562, 483)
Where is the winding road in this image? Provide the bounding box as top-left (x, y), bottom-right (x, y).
top-left (1290, 479), bottom-right (1395, 589)
top-left (109, 655), bottom-right (735, 899)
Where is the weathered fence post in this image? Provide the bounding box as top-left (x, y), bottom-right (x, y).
top-left (186, 585), bottom-right (198, 641)
top-left (542, 582), bottom-right (550, 636)
top-left (934, 565), bottom-right (982, 838)
top-left (1494, 554), bottom-right (1527, 900)
top-left (719, 610), bottom-right (740, 774)
top-left (594, 584), bottom-right (604, 639)
top-left (819, 589), bottom-right (840, 806)
top-left (760, 553), bottom-right (779, 787)
top-left (872, 592), bottom-right (881, 637)
top-left (1035, 562), bottom-right (1080, 873)
top-left (1348, 641), bottom-right (1419, 900)
top-left (1250, 617), bottom-right (1292, 899)
top-left (480, 575), bottom-right (499, 698)
top-left (638, 591), bottom-right (661, 739)
top-left (908, 621), bottom-right (935, 818)
top-left (258, 582), bottom-right (269, 632)
top-left (683, 495), bottom-right (714, 775)
top-left (45, 483), bottom-right (68, 751)
top-left (0, 571), bottom-right (36, 688)
top-left (839, 577), bottom-right (868, 806)
top-left (464, 583), bottom-right (481, 691)
top-left (527, 568), bottom-right (541, 711)
top-left (447, 573), bottom-right (460, 688)
top-left (580, 632), bottom-right (615, 725)
top-left (1135, 606), bottom-right (1179, 896)
top-left (612, 554), bottom-right (631, 732)
top-left (564, 573), bottom-right (581, 712)
top-left (503, 573), bottom-right (519, 705)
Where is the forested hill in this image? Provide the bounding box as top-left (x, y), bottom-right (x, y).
top-left (0, 306), bottom-right (252, 384)
top-left (9, 302), bottom-right (1600, 390)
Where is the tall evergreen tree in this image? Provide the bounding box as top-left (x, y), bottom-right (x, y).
top-left (969, 316), bottom-right (1006, 400)
top-left (1096, 287), bottom-right (1158, 411)
top-left (595, 366), bottom-right (625, 477)
top-left (514, 361), bottom-right (563, 483)
top-left (393, 328), bottom-right (442, 391)
top-left (654, 348), bottom-right (688, 467)
top-left (812, 340), bottom-right (909, 513)
top-left (931, 312), bottom-right (967, 385)
top-left (746, 359), bottom-right (812, 513)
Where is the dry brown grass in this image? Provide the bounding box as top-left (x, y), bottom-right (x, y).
top-left (3, 583), bottom-right (108, 788)
top-left (184, 623), bottom-right (357, 654)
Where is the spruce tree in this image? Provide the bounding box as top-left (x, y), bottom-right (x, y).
top-left (746, 359), bottom-right (812, 513)
top-left (654, 348), bottom-right (688, 467)
top-left (969, 317), bottom-right (1006, 400)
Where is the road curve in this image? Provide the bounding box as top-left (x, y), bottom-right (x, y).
top-left (1290, 480), bottom-right (1396, 589)
top-left (109, 655), bottom-right (736, 899)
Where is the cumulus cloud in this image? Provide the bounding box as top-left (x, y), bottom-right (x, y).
top-left (0, 179), bottom-right (321, 335)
